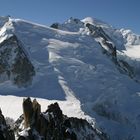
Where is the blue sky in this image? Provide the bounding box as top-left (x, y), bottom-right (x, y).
top-left (0, 0), bottom-right (140, 33)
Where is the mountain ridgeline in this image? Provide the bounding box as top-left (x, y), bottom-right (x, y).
top-left (0, 16), bottom-right (140, 139)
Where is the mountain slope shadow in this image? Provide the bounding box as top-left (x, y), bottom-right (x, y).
top-left (0, 34), bottom-right (66, 100)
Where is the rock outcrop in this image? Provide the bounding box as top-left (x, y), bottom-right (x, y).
top-left (14, 98), bottom-right (109, 140)
top-left (85, 23), bottom-right (134, 78)
top-left (0, 109), bottom-right (15, 140)
top-left (0, 34), bottom-right (35, 87)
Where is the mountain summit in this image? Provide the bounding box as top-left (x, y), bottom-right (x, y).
top-left (0, 16), bottom-right (140, 139)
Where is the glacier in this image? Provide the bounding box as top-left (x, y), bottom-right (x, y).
top-left (0, 16), bottom-right (140, 139)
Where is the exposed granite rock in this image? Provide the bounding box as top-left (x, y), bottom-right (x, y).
top-left (23, 97), bottom-right (34, 128)
top-left (0, 34), bottom-right (35, 87)
top-left (15, 98), bottom-right (109, 140)
top-left (85, 23), bottom-right (134, 78)
top-left (0, 109), bottom-right (15, 140)
top-left (50, 23), bottom-right (59, 29)
top-left (86, 23), bottom-right (116, 58)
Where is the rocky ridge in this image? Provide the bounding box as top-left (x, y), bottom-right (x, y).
top-left (0, 98), bottom-right (109, 140)
top-left (0, 109), bottom-right (15, 140)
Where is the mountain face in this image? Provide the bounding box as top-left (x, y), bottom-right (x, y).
top-left (0, 34), bottom-right (35, 87)
top-left (0, 16), bottom-right (140, 139)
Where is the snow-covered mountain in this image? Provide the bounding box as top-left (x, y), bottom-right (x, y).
top-left (0, 16), bottom-right (140, 139)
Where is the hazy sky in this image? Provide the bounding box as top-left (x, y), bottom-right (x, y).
top-left (0, 0), bottom-right (139, 33)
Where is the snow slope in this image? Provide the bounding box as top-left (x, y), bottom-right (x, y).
top-left (0, 16), bottom-right (140, 139)
top-left (0, 95), bottom-right (93, 122)
top-left (123, 45), bottom-right (140, 58)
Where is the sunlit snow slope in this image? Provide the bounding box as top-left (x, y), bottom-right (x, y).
top-left (0, 16), bottom-right (140, 140)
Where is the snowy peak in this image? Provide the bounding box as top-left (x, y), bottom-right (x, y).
top-left (51, 17), bottom-right (84, 32)
top-left (0, 16), bottom-right (10, 28)
top-left (0, 16), bottom-right (140, 139)
top-left (120, 28), bottom-right (140, 46)
top-left (50, 16), bottom-right (110, 33)
top-left (82, 17), bottom-right (111, 28)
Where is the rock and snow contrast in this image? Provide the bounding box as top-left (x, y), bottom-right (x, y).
top-left (1, 98), bottom-right (107, 140)
top-left (0, 16), bottom-right (140, 139)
